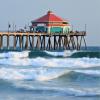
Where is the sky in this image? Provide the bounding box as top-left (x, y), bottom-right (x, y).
top-left (0, 0), bottom-right (100, 46)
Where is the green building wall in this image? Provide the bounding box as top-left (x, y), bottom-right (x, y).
top-left (32, 26), bottom-right (71, 34)
top-left (50, 27), bottom-right (71, 34)
top-left (35, 26), bottom-right (47, 32)
top-left (50, 27), bottom-right (63, 33)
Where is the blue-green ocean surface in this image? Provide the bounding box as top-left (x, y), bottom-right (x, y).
top-left (0, 47), bottom-right (100, 100)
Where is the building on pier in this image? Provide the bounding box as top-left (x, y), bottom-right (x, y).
top-left (30, 11), bottom-right (71, 34)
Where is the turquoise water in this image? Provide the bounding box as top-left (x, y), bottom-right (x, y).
top-left (0, 47), bottom-right (100, 100)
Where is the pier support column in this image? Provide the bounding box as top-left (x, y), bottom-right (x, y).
top-left (32, 36), bottom-right (34, 49)
top-left (14, 35), bottom-right (16, 49)
top-left (61, 36), bottom-right (65, 49)
top-left (7, 35), bottom-right (9, 49)
top-left (19, 35), bottom-right (22, 49)
top-left (58, 35), bottom-right (61, 49)
top-left (41, 35), bottom-right (45, 50)
top-left (66, 36), bottom-right (70, 50)
top-left (79, 36), bottom-right (83, 50)
top-left (82, 36), bottom-right (87, 49)
top-left (70, 36), bottom-right (76, 50)
top-left (72, 36), bottom-right (76, 49)
top-left (16, 36), bottom-right (19, 47)
top-left (47, 36), bottom-right (52, 50)
top-left (36, 36), bottom-right (41, 49)
top-left (0, 35), bottom-right (2, 49)
top-left (76, 36), bottom-right (80, 50)
top-left (29, 36), bottom-right (32, 48)
top-left (77, 35), bottom-right (87, 50)
top-left (25, 35), bottom-right (28, 49)
top-left (43, 35), bottom-right (46, 50)
top-left (64, 36), bottom-right (67, 50)
top-left (22, 36), bottom-right (24, 49)
top-left (54, 35), bottom-right (57, 50)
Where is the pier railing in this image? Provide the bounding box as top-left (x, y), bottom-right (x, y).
top-left (0, 31), bottom-right (86, 36)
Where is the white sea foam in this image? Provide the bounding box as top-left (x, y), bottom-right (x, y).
top-left (65, 87), bottom-right (100, 96)
top-left (45, 50), bottom-right (77, 57)
top-left (0, 51), bottom-right (29, 58)
top-left (0, 67), bottom-right (100, 82)
top-left (75, 70), bottom-right (100, 76)
top-left (0, 57), bottom-right (100, 68)
top-left (0, 68), bottom-right (69, 81)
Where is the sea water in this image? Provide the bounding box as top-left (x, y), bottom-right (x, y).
top-left (0, 47), bottom-right (100, 100)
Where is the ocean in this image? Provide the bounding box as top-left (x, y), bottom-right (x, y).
top-left (0, 47), bottom-right (100, 100)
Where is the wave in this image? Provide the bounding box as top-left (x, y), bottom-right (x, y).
top-left (0, 78), bottom-right (100, 97)
top-left (0, 57), bottom-right (100, 68)
top-left (71, 51), bottom-right (100, 58)
top-left (28, 50), bottom-right (77, 58)
top-left (0, 50), bottom-right (100, 59)
top-left (58, 70), bottom-right (100, 84)
top-left (0, 51), bottom-right (29, 58)
top-left (12, 82), bottom-right (100, 97)
top-left (64, 87), bottom-right (100, 97)
top-left (0, 67), bottom-right (100, 98)
top-left (0, 67), bottom-right (100, 82)
top-left (75, 70), bottom-right (100, 77)
top-left (44, 50), bottom-right (77, 57)
top-left (0, 68), bottom-right (70, 81)
top-left (0, 50), bottom-right (75, 59)
top-left (29, 50), bottom-right (100, 58)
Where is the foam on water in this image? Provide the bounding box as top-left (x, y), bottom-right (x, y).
top-left (0, 67), bottom-right (100, 81)
top-left (0, 57), bottom-right (100, 68)
top-left (13, 82), bottom-right (100, 97)
top-left (0, 51), bottom-right (29, 58)
top-left (0, 50), bottom-right (76, 59)
top-left (65, 87), bottom-right (100, 97)
top-left (0, 68), bottom-right (70, 81)
top-left (75, 70), bottom-right (100, 76)
top-left (45, 50), bottom-right (77, 57)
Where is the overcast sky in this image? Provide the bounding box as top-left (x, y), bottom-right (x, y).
top-left (0, 0), bottom-right (100, 46)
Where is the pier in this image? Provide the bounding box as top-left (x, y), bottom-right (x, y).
top-left (0, 11), bottom-right (87, 50)
top-left (0, 31), bottom-right (86, 50)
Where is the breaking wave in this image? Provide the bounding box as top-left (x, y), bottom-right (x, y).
top-left (44, 50), bottom-right (77, 57)
top-left (0, 50), bottom-right (100, 59)
top-left (29, 50), bottom-right (100, 58)
top-left (0, 51), bottom-right (29, 58)
top-left (0, 68), bottom-right (69, 81)
top-left (0, 57), bottom-right (100, 68)
top-left (0, 67), bottom-right (100, 81)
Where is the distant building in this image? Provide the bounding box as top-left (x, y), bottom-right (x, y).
top-left (30, 11), bottom-right (71, 34)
